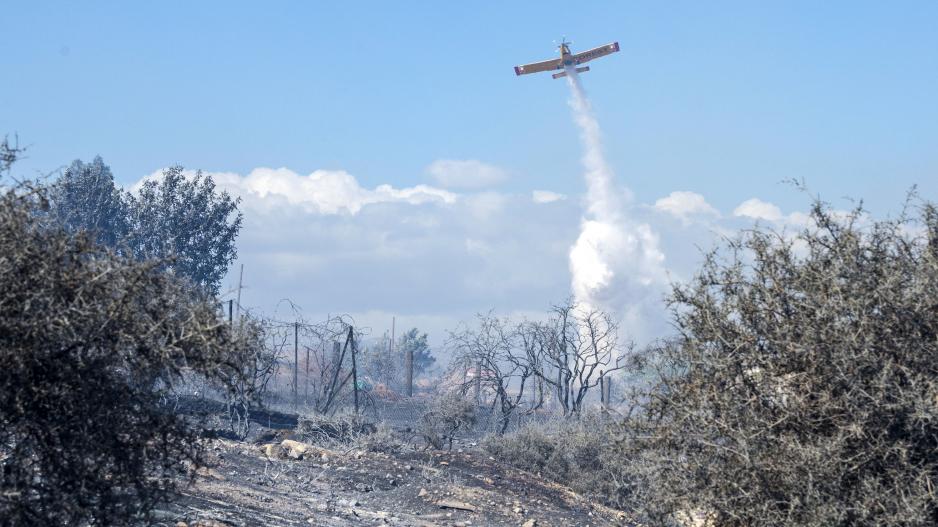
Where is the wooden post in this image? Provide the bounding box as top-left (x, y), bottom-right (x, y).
top-left (600, 374), bottom-right (605, 407)
top-left (293, 321), bottom-right (299, 409)
top-left (605, 377), bottom-right (612, 408)
top-left (405, 339), bottom-right (414, 398)
top-left (350, 326), bottom-right (359, 415)
top-left (305, 344), bottom-right (309, 406)
top-left (228, 299), bottom-right (233, 327)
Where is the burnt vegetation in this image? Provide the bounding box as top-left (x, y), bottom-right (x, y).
top-left (0, 183), bottom-right (253, 525)
top-left (615, 197), bottom-right (938, 526)
top-left (2, 139), bottom-right (937, 526)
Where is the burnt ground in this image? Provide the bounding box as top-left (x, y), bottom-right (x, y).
top-left (150, 401), bottom-right (634, 527)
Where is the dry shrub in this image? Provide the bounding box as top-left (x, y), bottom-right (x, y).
top-left (419, 391), bottom-right (477, 450)
top-left (622, 197), bottom-right (938, 526)
top-left (483, 414), bottom-right (634, 509)
top-left (296, 415), bottom-right (377, 446)
top-left (295, 414), bottom-right (405, 454)
top-left (0, 183), bottom-right (250, 525)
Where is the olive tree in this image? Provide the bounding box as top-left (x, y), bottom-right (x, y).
top-left (47, 156), bottom-right (128, 247)
top-left (125, 165), bottom-right (242, 296)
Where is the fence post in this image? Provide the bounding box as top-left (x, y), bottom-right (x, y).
top-left (228, 299), bottom-right (233, 327)
top-left (600, 374), bottom-right (606, 408)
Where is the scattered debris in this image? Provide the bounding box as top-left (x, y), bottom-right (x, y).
top-left (436, 499), bottom-right (477, 512)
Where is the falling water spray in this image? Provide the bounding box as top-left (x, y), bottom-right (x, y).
top-left (564, 68), bottom-right (667, 341)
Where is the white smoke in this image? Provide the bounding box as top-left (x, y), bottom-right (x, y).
top-left (565, 69), bottom-right (668, 342)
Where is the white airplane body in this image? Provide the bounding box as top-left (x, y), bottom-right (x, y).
top-left (514, 39), bottom-right (620, 79)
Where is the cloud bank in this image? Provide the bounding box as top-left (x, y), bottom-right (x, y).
top-left (426, 159), bottom-right (508, 190)
top-left (130, 164), bottom-right (822, 348)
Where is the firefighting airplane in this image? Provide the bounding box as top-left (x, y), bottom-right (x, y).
top-left (514, 38), bottom-right (620, 79)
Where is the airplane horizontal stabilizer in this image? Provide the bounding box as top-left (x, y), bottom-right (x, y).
top-left (551, 66), bottom-right (590, 80)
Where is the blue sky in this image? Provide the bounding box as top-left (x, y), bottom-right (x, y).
top-left (5, 2), bottom-right (937, 212)
top-left (3, 2), bottom-right (938, 343)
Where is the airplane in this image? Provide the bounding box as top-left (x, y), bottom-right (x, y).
top-left (514, 38), bottom-right (620, 79)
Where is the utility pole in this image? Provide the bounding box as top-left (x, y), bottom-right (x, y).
top-left (293, 321), bottom-right (299, 409)
top-left (350, 326), bottom-right (359, 415)
top-left (474, 361), bottom-right (482, 405)
top-left (235, 263), bottom-right (244, 326)
top-left (388, 316), bottom-right (395, 388)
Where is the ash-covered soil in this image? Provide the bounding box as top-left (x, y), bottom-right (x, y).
top-left (150, 429), bottom-right (632, 526)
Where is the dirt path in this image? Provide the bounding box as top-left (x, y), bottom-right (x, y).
top-left (152, 436), bottom-right (633, 527)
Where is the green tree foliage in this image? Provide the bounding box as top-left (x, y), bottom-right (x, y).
top-left (0, 181), bottom-right (254, 525)
top-left (622, 197), bottom-right (938, 526)
top-left (48, 156), bottom-right (128, 247)
top-left (43, 158), bottom-right (242, 297)
top-left (359, 339), bottom-right (403, 390)
top-left (124, 166), bottom-right (242, 296)
top-left (360, 328), bottom-right (436, 393)
top-left (398, 328), bottom-right (435, 375)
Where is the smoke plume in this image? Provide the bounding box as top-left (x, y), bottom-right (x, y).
top-left (565, 69), bottom-right (667, 341)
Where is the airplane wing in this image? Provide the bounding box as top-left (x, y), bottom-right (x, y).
top-left (573, 42), bottom-right (620, 65)
top-left (514, 57), bottom-right (563, 76)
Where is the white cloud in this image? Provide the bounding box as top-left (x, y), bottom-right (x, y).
top-left (653, 191), bottom-right (720, 223)
top-left (733, 198), bottom-right (784, 222)
top-left (464, 191), bottom-right (508, 220)
top-left (532, 190), bottom-right (566, 204)
top-left (426, 159), bottom-right (508, 189)
top-left (129, 167), bottom-right (579, 350)
top-left (137, 167), bottom-right (456, 215)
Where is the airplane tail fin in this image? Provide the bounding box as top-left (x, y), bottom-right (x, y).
top-left (552, 66), bottom-right (590, 79)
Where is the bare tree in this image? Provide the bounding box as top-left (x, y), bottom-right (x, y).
top-left (216, 314), bottom-right (288, 439)
top-left (294, 316), bottom-right (365, 415)
top-left (0, 135), bottom-right (24, 174)
top-left (448, 312), bottom-right (534, 434)
top-left (528, 301), bottom-right (628, 416)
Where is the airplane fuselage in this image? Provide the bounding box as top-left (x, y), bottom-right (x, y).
top-left (559, 44), bottom-right (574, 67)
